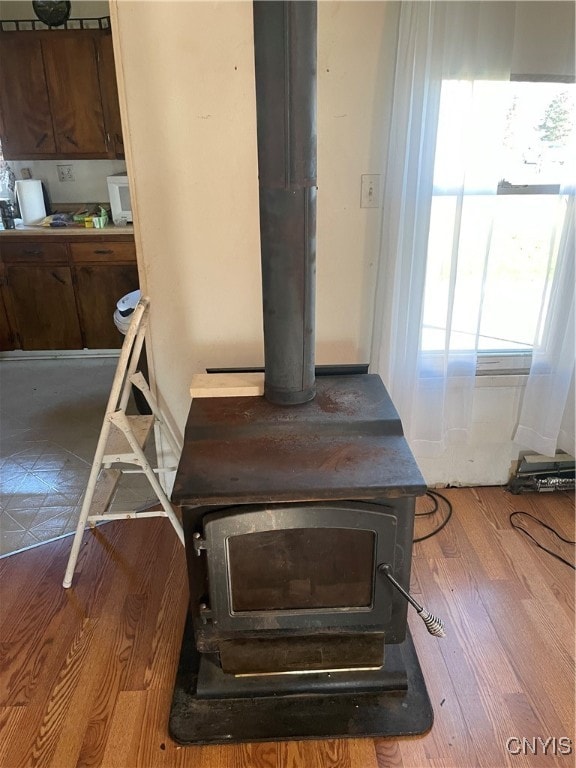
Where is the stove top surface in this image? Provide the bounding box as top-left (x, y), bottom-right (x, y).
top-left (172, 374), bottom-right (426, 505)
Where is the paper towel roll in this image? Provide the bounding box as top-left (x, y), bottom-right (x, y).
top-left (15, 179), bottom-right (46, 225)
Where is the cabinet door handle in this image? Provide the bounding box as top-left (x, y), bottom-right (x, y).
top-left (94, 249), bottom-right (113, 255)
top-left (51, 271), bottom-right (67, 285)
top-left (64, 134), bottom-right (79, 148)
top-left (35, 133), bottom-right (48, 148)
top-left (23, 249), bottom-right (43, 256)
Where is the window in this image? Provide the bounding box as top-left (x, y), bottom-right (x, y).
top-left (421, 80), bottom-right (574, 372)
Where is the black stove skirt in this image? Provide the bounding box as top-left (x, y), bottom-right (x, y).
top-left (169, 614), bottom-right (433, 745)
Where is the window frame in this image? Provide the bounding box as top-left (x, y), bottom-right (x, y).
top-left (427, 73), bottom-right (575, 376)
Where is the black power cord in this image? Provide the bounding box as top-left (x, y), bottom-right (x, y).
top-left (413, 491), bottom-right (575, 569)
top-left (509, 510), bottom-right (576, 570)
top-left (414, 490), bottom-right (453, 542)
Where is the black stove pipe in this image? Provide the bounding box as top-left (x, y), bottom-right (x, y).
top-left (253, 0), bottom-right (317, 405)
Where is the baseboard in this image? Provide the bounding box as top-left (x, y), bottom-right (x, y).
top-left (0, 349), bottom-right (121, 361)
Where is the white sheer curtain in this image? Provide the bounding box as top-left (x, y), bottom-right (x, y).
top-left (513, 194), bottom-right (575, 457)
top-left (371, 1), bottom-right (575, 459)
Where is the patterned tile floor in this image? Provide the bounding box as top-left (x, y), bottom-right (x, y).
top-left (0, 357), bottom-right (156, 558)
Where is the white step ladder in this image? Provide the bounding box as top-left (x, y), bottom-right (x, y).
top-left (63, 296), bottom-right (184, 588)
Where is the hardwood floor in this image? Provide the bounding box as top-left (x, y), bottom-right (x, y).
top-left (0, 487), bottom-right (574, 767)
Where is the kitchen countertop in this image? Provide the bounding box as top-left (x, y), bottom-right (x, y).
top-left (0, 224), bottom-right (135, 238)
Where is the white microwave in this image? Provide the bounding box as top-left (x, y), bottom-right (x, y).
top-left (107, 173), bottom-right (133, 225)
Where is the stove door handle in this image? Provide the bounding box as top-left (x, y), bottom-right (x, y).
top-left (378, 563), bottom-right (446, 638)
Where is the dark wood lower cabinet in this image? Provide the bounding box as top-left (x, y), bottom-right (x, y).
top-left (6, 264), bottom-right (83, 350)
top-left (0, 290), bottom-right (14, 351)
top-left (0, 234), bottom-right (138, 351)
top-left (75, 263), bottom-right (139, 348)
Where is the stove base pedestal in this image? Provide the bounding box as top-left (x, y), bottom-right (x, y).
top-left (169, 616), bottom-right (433, 745)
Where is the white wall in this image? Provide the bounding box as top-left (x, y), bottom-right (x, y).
top-left (111, 0), bottom-right (398, 437)
top-left (8, 159), bottom-right (126, 205)
top-left (112, 1), bottom-right (262, 436)
top-left (511, 1), bottom-right (575, 77)
top-left (316, 1), bottom-right (398, 365)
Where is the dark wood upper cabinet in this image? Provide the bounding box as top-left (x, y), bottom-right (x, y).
top-left (97, 33), bottom-right (125, 158)
top-left (0, 29), bottom-right (125, 160)
top-left (43, 36), bottom-right (108, 156)
top-left (0, 35), bottom-right (57, 156)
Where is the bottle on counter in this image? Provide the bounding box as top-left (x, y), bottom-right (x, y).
top-left (0, 199), bottom-right (16, 229)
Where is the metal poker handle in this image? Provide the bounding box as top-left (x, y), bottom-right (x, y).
top-left (379, 564), bottom-right (446, 638)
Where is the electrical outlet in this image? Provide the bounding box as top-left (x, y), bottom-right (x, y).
top-left (360, 174), bottom-right (381, 208)
top-left (57, 164), bottom-right (75, 182)
top-left (21, 167), bottom-right (32, 180)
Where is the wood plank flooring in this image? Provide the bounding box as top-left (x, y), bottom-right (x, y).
top-left (0, 487), bottom-right (574, 768)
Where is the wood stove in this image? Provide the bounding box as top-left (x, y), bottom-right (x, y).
top-left (169, 376), bottom-right (434, 742)
top-left (169, 1), bottom-right (435, 744)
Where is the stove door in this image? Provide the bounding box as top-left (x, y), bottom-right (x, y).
top-left (201, 501), bottom-right (401, 634)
